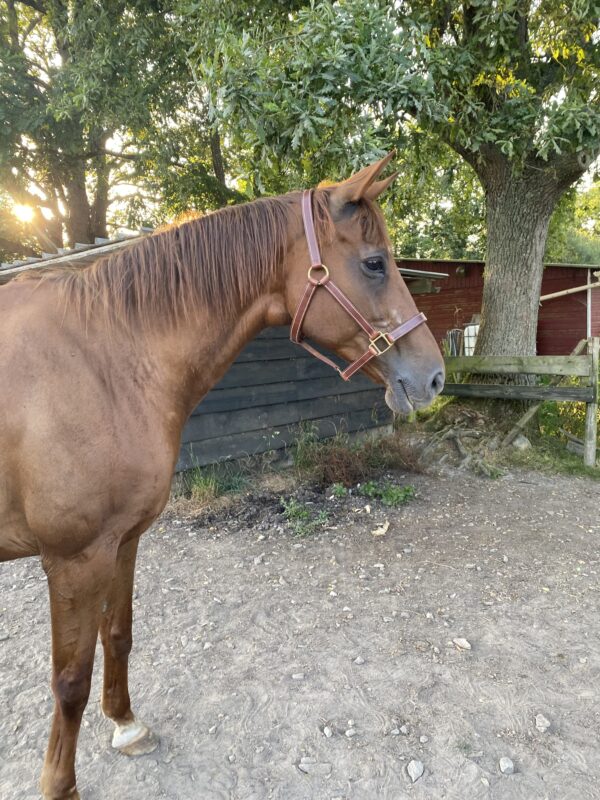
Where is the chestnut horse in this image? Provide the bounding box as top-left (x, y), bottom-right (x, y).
top-left (0, 154), bottom-right (444, 798)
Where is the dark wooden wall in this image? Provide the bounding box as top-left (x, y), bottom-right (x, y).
top-left (177, 327), bottom-right (390, 471)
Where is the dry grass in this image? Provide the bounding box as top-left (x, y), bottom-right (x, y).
top-left (292, 425), bottom-right (425, 487)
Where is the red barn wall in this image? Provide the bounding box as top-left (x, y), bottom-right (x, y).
top-left (400, 259), bottom-right (595, 355)
top-left (537, 267), bottom-right (588, 354)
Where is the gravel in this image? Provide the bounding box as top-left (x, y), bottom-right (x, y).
top-left (407, 759), bottom-right (424, 783)
top-left (499, 757), bottom-right (515, 775)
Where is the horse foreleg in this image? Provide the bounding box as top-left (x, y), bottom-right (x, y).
top-left (99, 536), bottom-right (157, 756)
top-left (40, 549), bottom-right (116, 800)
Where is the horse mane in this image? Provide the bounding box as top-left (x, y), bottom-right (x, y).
top-left (18, 189), bottom-right (388, 332)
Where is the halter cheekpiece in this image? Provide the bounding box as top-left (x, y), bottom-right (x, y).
top-left (290, 189), bottom-right (427, 381)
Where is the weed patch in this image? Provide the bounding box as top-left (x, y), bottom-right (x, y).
top-left (281, 496), bottom-right (329, 536)
top-left (358, 480), bottom-right (416, 506)
top-left (181, 463), bottom-right (249, 505)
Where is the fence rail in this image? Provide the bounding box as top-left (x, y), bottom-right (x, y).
top-left (441, 337), bottom-right (599, 466)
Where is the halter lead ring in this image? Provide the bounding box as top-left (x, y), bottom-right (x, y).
top-left (290, 189), bottom-right (427, 381)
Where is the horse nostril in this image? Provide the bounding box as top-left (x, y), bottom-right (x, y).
top-left (430, 370), bottom-right (444, 395)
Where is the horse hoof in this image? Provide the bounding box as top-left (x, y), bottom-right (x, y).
top-left (112, 719), bottom-right (158, 756)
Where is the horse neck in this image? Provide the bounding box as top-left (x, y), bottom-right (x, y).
top-left (148, 290), bottom-right (290, 423)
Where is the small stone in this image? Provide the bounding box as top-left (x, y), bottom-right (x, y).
top-left (345, 728), bottom-right (357, 738)
top-left (535, 713), bottom-right (551, 732)
top-left (512, 434), bottom-right (531, 451)
top-left (253, 553), bottom-right (265, 565)
top-left (228, 754), bottom-right (236, 763)
top-left (407, 759), bottom-right (424, 782)
top-left (323, 726), bottom-right (333, 738)
top-left (499, 757), bottom-right (514, 775)
top-left (203, 642), bottom-right (212, 650)
top-left (390, 728), bottom-right (400, 736)
top-left (399, 724), bottom-right (409, 735)
top-left (419, 735), bottom-right (429, 743)
top-left (0, 631), bottom-right (9, 642)
top-left (453, 637), bottom-right (472, 651)
top-left (298, 757), bottom-right (332, 776)
top-left (353, 656), bottom-right (365, 665)
top-left (292, 672), bottom-right (305, 680)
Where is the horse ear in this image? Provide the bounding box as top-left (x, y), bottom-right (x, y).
top-left (364, 170), bottom-right (399, 200)
top-left (329, 150), bottom-right (396, 205)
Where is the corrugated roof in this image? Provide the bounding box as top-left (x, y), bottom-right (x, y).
top-left (0, 229), bottom-right (152, 284)
top-left (1, 230), bottom-right (450, 284)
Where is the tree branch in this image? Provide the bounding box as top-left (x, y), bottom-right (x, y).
top-left (15, 0), bottom-right (46, 13)
top-left (6, 0), bottom-right (20, 51)
top-left (20, 13), bottom-right (43, 45)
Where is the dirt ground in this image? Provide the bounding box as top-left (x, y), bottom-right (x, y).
top-left (1, 466), bottom-right (599, 800)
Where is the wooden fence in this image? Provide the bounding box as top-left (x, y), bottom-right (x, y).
top-left (442, 337), bottom-right (599, 466)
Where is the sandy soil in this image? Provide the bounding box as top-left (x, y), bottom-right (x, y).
top-left (1, 467), bottom-right (599, 800)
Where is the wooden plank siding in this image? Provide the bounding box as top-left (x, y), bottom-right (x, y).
top-left (177, 326), bottom-right (390, 470)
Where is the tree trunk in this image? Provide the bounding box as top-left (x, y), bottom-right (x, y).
top-left (469, 146), bottom-right (590, 358)
top-left (64, 170), bottom-right (92, 246)
top-left (210, 129), bottom-right (226, 186)
top-left (475, 178), bottom-right (557, 356)
top-left (90, 134), bottom-right (110, 240)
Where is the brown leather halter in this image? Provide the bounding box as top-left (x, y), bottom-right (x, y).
top-left (290, 190), bottom-right (427, 381)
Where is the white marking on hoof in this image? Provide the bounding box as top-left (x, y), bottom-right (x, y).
top-left (111, 718), bottom-right (158, 755)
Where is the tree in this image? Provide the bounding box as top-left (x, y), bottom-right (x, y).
top-left (1, 1), bottom-right (171, 249)
top-left (195, 0), bottom-right (600, 355)
top-left (0, 0), bottom-right (243, 252)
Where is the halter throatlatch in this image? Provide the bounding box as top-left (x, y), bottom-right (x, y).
top-left (290, 190), bottom-right (427, 381)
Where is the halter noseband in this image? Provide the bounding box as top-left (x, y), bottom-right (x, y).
top-left (290, 190), bottom-right (427, 381)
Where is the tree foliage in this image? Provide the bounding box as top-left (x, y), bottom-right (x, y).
top-left (193, 0), bottom-right (600, 355)
top-left (198, 1), bottom-right (599, 175)
top-left (0, 0), bottom-right (244, 251)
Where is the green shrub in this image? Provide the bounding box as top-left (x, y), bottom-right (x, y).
top-left (358, 480), bottom-right (416, 507)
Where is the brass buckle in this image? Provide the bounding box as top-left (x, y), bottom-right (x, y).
top-left (369, 331), bottom-right (394, 356)
top-left (307, 264), bottom-right (330, 285)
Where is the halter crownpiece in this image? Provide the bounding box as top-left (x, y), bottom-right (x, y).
top-left (290, 189), bottom-right (427, 381)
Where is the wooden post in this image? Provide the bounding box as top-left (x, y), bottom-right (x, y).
top-left (584, 337), bottom-right (599, 467)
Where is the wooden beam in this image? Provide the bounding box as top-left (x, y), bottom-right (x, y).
top-left (444, 355), bottom-right (591, 377)
top-left (584, 337), bottom-right (599, 467)
top-left (441, 384), bottom-right (594, 402)
top-left (540, 280), bottom-right (600, 303)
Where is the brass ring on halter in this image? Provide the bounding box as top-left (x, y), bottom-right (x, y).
top-left (307, 264), bottom-right (330, 285)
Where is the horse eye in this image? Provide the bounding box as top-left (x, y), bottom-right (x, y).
top-left (363, 257), bottom-right (385, 274)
